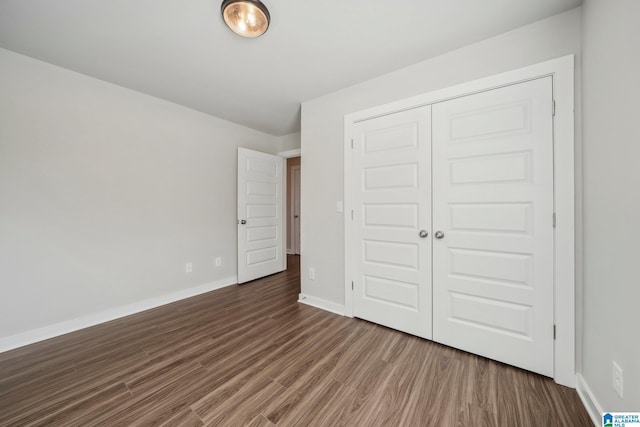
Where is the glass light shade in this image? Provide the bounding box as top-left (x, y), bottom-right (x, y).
top-left (221, 0), bottom-right (270, 38)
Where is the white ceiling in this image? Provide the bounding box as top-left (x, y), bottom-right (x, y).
top-left (0, 0), bottom-right (581, 136)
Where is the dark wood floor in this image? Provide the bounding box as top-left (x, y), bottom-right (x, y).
top-left (0, 255), bottom-right (591, 426)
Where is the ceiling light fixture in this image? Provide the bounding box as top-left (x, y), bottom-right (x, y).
top-left (221, 0), bottom-right (270, 38)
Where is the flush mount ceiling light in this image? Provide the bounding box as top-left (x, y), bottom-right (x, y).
top-left (221, 0), bottom-right (270, 38)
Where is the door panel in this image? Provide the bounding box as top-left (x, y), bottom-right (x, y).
top-left (352, 106), bottom-right (432, 339)
top-left (432, 77), bottom-right (554, 376)
top-left (238, 148), bottom-right (285, 283)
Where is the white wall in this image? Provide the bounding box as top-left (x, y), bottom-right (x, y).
top-left (300, 8), bottom-right (582, 306)
top-left (581, 0), bottom-right (640, 412)
top-left (0, 48), bottom-right (278, 346)
top-left (276, 132), bottom-right (301, 153)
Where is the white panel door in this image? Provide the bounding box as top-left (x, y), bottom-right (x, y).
top-left (352, 106), bottom-right (432, 339)
top-left (432, 77), bottom-right (554, 376)
top-left (237, 148), bottom-right (285, 283)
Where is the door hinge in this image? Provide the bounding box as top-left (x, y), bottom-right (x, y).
top-left (351, 210), bottom-right (354, 220)
top-left (553, 324), bottom-right (557, 340)
top-left (351, 281), bottom-right (354, 290)
top-left (553, 212), bottom-right (557, 228)
top-left (552, 100), bottom-right (556, 116)
top-left (351, 138), bottom-right (354, 149)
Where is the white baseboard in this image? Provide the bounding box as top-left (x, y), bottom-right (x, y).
top-left (0, 275), bottom-right (238, 354)
top-left (298, 293), bottom-right (345, 316)
top-left (576, 374), bottom-right (602, 427)
top-left (286, 249), bottom-right (294, 255)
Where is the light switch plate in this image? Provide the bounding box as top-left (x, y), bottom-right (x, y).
top-left (613, 361), bottom-right (623, 398)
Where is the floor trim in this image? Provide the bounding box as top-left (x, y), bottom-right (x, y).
top-left (0, 275), bottom-right (238, 354)
top-left (576, 374), bottom-right (602, 427)
top-left (298, 293), bottom-right (345, 316)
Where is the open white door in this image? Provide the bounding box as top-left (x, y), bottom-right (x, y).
top-left (351, 106), bottom-right (432, 339)
top-left (237, 148), bottom-right (285, 283)
top-left (432, 77), bottom-right (554, 376)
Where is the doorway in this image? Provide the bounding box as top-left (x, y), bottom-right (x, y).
top-left (287, 157), bottom-right (301, 255)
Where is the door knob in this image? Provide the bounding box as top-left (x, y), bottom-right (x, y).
top-left (419, 230), bottom-right (428, 238)
top-left (434, 231), bottom-right (445, 239)
top-left (240, 219), bottom-right (247, 225)
top-left (294, 215), bottom-right (299, 218)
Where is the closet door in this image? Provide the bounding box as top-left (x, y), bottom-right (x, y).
top-left (352, 106), bottom-right (432, 339)
top-left (432, 77), bottom-right (554, 376)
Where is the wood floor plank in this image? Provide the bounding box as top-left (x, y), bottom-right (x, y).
top-left (0, 255), bottom-right (592, 426)
top-left (289, 379), bottom-right (351, 427)
top-left (160, 408), bottom-right (204, 427)
top-left (23, 382), bottom-right (132, 427)
top-left (200, 377), bottom-right (287, 426)
top-left (261, 326), bottom-right (369, 425)
top-left (246, 414), bottom-right (276, 427)
top-left (89, 365), bottom-right (215, 426)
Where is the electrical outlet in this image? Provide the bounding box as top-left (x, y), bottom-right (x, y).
top-left (185, 262), bottom-right (193, 274)
top-left (215, 257), bottom-right (222, 267)
top-left (309, 267), bottom-right (315, 280)
top-left (613, 361), bottom-right (623, 398)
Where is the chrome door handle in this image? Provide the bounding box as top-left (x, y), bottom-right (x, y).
top-left (419, 230), bottom-right (428, 238)
top-left (434, 231), bottom-right (445, 239)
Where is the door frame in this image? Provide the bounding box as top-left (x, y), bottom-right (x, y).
top-left (343, 55), bottom-right (575, 387)
top-left (291, 165), bottom-right (301, 255)
top-left (278, 149), bottom-right (301, 259)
